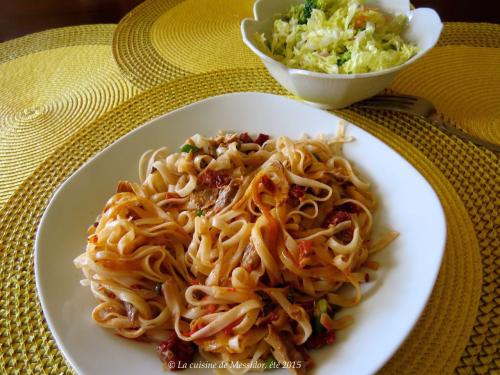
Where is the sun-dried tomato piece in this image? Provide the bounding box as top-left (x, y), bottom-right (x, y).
top-left (254, 133), bottom-right (270, 146)
top-left (298, 240), bottom-right (314, 257)
top-left (198, 169), bottom-right (231, 189)
top-left (298, 240), bottom-right (314, 268)
top-left (239, 132), bottom-right (254, 143)
top-left (262, 175), bottom-right (275, 192)
top-left (289, 185), bottom-right (306, 200)
top-left (269, 310), bottom-right (279, 322)
top-left (324, 211), bottom-right (351, 227)
top-left (156, 334), bottom-right (196, 371)
top-left (304, 330), bottom-right (335, 350)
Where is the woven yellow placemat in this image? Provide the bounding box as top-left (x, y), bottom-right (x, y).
top-left (1, 68), bottom-right (497, 373)
top-left (437, 22), bottom-right (500, 48)
top-left (0, 25), bottom-right (141, 208)
top-left (150, 0), bottom-right (260, 74)
top-left (113, 0), bottom-right (261, 89)
top-left (392, 46), bottom-right (500, 145)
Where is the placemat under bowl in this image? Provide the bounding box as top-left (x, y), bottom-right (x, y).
top-left (1, 68), bottom-right (496, 374)
top-left (0, 25), bottom-right (141, 208)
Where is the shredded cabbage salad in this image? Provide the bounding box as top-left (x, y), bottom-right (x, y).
top-left (258, 0), bottom-right (418, 74)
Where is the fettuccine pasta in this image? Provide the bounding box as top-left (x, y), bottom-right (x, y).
top-left (74, 126), bottom-right (397, 374)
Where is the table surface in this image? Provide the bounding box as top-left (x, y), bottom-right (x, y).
top-left (1, 0), bottom-right (499, 42)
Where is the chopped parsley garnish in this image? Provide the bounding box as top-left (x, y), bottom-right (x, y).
top-left (180, 144), bottom-right (200, 153)
top-left (313, 316), bottom-right (325, 334)
top-left (312, 298), bottom-right (329, 333)
top-left (196, 209), bottom-right (205, 217)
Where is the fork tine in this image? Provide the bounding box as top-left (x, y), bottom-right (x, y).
top-left (356, 98), bottom-right (413, 111)
top-left (363, 95), bottom-right (417, 105)
top-left (355, 94), bottom-right (500, 152)
top-left (382, 94), bottom-right (419, 102)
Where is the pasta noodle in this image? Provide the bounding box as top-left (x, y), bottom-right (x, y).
top-left (74, 128), bottom-right (397, 374)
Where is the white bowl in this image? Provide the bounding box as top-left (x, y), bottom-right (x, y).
top-left (241, 0), bottom-right (443, 109)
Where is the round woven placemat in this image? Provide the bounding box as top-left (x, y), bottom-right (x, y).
top-left (150, 0), bottom-right (260, 74)
top-left (113, 0), bottom-right (261, 90)
top-left (112, 0), bottom-right (189, 90)
top-left (0, 24), bottom-right (114, 64)
top-left (1, 68), bottom-right (497, 373)
top-left (0, 25), bottom-right (141, 208)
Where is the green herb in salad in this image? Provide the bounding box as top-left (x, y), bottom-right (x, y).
top-left (257, 0), bottom-right (418, 74)
top-left (300, 0), bottom-right (319, 24)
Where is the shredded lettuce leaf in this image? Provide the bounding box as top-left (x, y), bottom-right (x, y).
top-left (258, 0), bottom-right (418, 74)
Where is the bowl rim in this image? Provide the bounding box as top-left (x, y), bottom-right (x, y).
top-left (241, 0), bottom-right (443, 80)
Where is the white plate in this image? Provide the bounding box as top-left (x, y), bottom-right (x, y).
top-left (35, 93), bottom-right (446, 375)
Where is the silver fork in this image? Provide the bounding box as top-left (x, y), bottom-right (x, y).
top-left (355, 94), bottom-right (500, 153)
